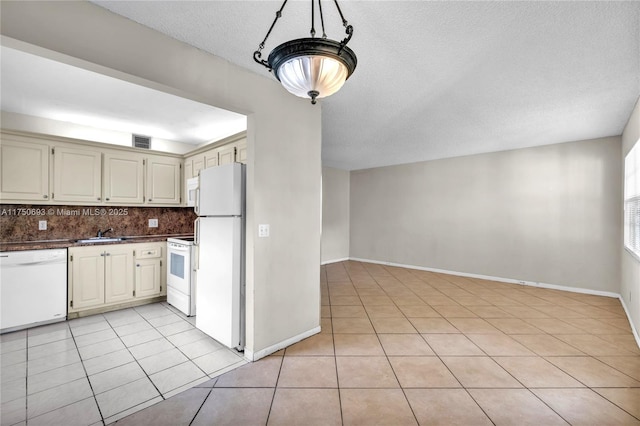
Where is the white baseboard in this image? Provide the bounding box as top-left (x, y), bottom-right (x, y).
top-left (349, 257), bottom-right (620, 298)
top-left (618, 297), bottom-right (640, 349)
top-left (321, 257), bottom-right (350, 266)
top-left (244, 326), bottom-right (321, 361)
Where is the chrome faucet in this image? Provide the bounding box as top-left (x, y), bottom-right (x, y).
top-left (97, 228), bottom-right (113, 238)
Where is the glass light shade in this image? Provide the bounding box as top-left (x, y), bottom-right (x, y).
top-left (277, 55), bottom-right (349, 100)
top-left (268, 38), bottom-right (357, 103)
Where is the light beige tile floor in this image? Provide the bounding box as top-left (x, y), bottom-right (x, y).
top-left (0, 302), bottom-right (246, 425)
top-left (3, 260), bottom-right (640, 425)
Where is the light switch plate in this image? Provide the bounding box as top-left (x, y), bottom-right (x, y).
top-left (258, 224), bottom-right (270, 238)
top-left (149, 218), bottom-right (158, 228)
top-left (39, 220), bottom-right (47, 230)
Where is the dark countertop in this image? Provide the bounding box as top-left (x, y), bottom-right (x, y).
top-left (0, 234), bottom-right (193, 252)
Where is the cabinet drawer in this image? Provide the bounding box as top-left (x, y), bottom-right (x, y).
top-left (136, 246), bottom-right (162, 259)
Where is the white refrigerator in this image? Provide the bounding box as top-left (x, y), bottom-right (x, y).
top-left (194, 163), bottom-right (245, 350)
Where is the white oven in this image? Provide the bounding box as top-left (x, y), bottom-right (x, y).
top-left (167, 237), bottom-right (196, 316)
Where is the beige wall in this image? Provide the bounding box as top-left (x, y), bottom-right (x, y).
top-left (622, 97), bottom-right (640, 337)
top-left (1, 1), bottom-right (322, 359)
top-left (350, 137), bottom-right (622, 293)
top-left (321, 167), bottom-right (350, 264)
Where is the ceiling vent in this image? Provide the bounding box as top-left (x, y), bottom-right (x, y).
top-left (132, 134), bottom-right (151, 149)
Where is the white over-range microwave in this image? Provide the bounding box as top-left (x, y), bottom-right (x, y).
top-left (186, 177), bottom-right (198, 207)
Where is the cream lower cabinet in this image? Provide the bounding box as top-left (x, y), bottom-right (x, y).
top-left (134, 243), bottom-right (165, 298)
top-left (69, 242), bottom-right (166, 316)
top-left (104, 247), bottom-right (135, 304)
top-left (68, 246), bottom-right (106, 311)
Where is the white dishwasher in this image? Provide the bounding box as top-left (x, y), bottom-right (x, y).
top-left (1, 248), bottom-right (68, 333)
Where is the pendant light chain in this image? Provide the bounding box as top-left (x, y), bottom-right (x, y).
top-left (310, 0), bottom-right (316, 37)
top-left (332, 0), bottom-right (353, 48)
top-left (318, 0), bottom-right (327, 39)
top-left (254, 0), bottom-right (289, 69)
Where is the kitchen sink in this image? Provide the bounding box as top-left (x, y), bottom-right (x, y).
top-left (75, 237), bottom-right (127, 244)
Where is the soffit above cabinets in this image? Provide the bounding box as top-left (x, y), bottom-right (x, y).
top-left (0, 45), bottom-right (247, 149)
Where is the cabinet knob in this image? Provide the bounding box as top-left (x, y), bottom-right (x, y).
top-left (148, 199), bottom-right (152, 202)
top-left (97, 197), bottom-right (101, 201)
top-left (106, 197), bottom-right (110, 201)
top-left (43, 194), bottom-right (48, 199)
top-left (136, 264), bottom-right (140, 267)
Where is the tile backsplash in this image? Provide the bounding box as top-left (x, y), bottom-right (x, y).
top-left (0, 204), bottom-right (196, 242)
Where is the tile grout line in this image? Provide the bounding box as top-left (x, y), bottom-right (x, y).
top-left (376, 263), bottom-right (498, 426)
top-left (263, 346), bottom-right (286, 425)
top-left (352, 263), bottom-right (422, 426)
top-left (70, 318), bottom-right (108, 426)
top-left (325, 267), bottom-right (346, 426)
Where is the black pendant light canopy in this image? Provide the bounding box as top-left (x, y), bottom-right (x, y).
top-left (254, 0), bottom-right (357, 104)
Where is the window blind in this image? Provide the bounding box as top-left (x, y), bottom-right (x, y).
top-left (625, 140), bottom-right (640, 259)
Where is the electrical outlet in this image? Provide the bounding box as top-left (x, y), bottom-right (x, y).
top-left (39, 220), bottom-right (47, 230)
top-left (258, 224), bottom-right (270, 237)
top-left (149, 218), bottom-right (158, 228)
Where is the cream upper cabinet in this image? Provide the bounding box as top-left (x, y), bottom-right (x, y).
top-left (184, 160), bottom-right (193, 180)
top-left (0, 137), bottom-right (50, 201)
top-left (146, 156), bottom-right (181, 205)
top-left (104, 246), bottom-right (135, 304)
top-left (103, 153), bottom-right (145, 204)
top-left (236, 139), bottom-right (247, 164)
top-left (192, 154), bottom-right (205, 178)
top-left (53, 146), bottom-right (102, 203)
top-left (205, 152), bottom-right (219, 168)
top-left (69, 246), bottom-right (106, 312)
top-left (218, 145), bottom-right (236, 165)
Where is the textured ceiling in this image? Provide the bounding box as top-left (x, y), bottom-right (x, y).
top-left (89, 2), bottom-right (639, 169)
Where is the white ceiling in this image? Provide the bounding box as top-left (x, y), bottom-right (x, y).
top-left (6, 1), bottom-right (640, 170)
top-left (0, 46), bottom-right (247, 146)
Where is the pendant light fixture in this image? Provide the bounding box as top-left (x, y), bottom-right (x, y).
top-left (253, 0), bottom-right (357, 105)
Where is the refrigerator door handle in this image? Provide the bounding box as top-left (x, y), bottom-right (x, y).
top-left (194, 187), bottom-right (200, 215)
top-left (194, 218), bottom-right (200, 246)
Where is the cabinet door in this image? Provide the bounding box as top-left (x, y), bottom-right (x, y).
top-left (205, 152), bottom-right (219, 168)
top-left (146, 156), bottom-right (181, 205)
top-left (53, 146), bottom-right (102, 203)
top-left (104, 153), bottom-right (144, 204)
top-left (135, 259), bottom-right (161, 298)
top-left (236, 140), bottom-right (247, 164)
top-left (69, 247), bottom-right (105, 311)
top-left (104, 247), bottom-right (134, 304)
top-left (0, 137), bottom-right (50, 201)
top-left (218, 145), bottom-right (236, 165)
top-left (193, 155), bottom-right (205, 177)
top-left (184, 160), bottom-right (194, 180)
